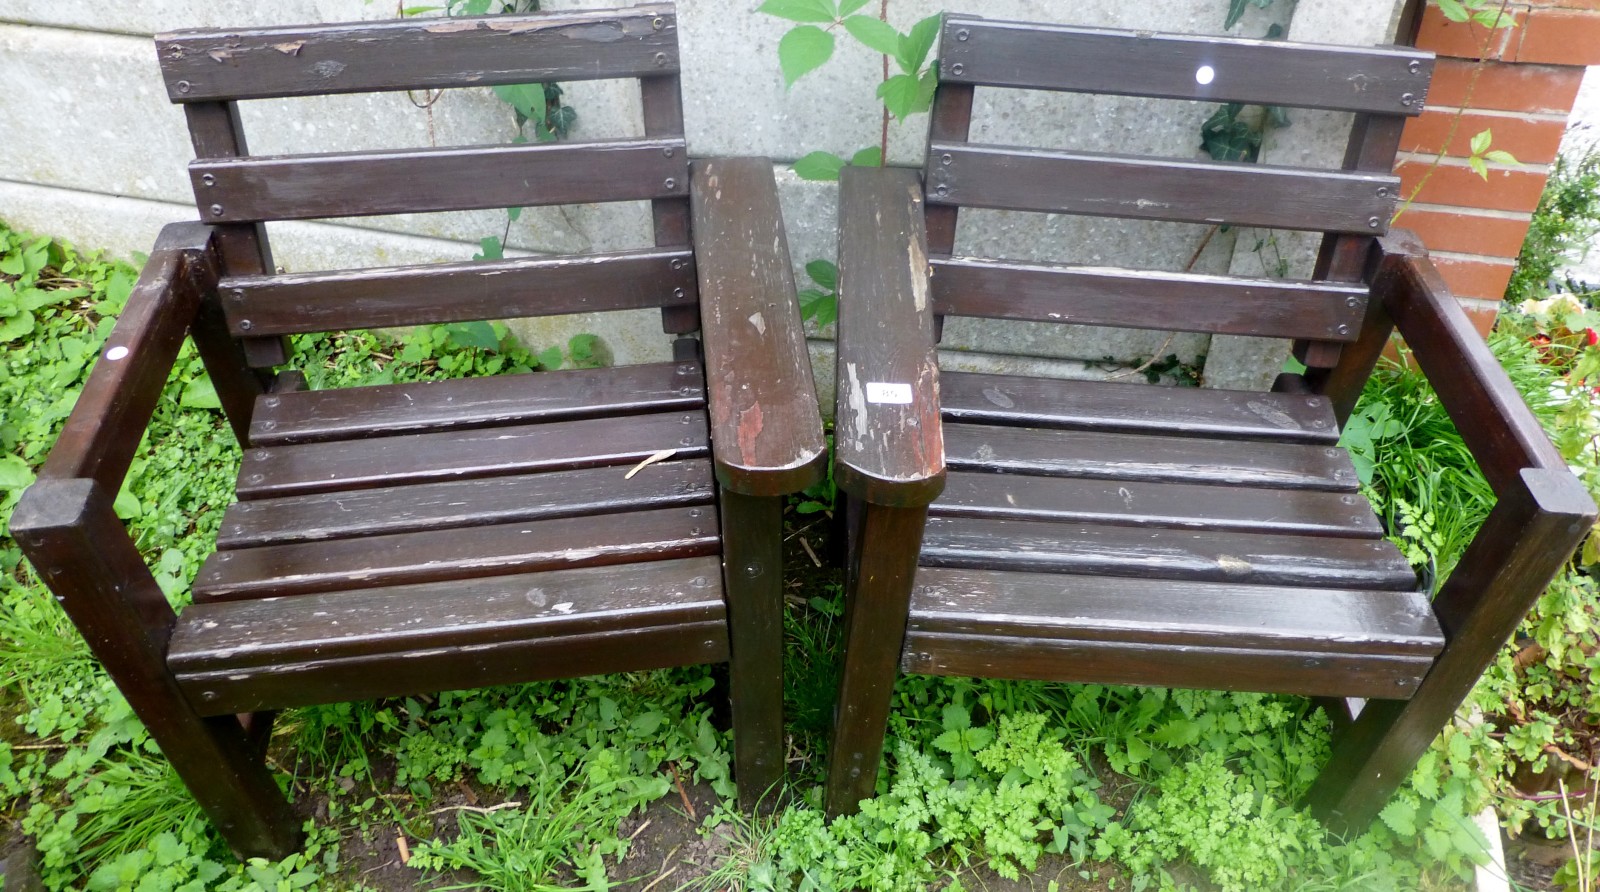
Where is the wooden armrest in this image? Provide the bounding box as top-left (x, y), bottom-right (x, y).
top-left (833, 166), bottom-right (945, 507)
top-left (39, 222), bottom-right (220, 494)
top-left (689, 158), bottom-right (826, 496)
top-left (1375, 229), bottom-right (1579, 499)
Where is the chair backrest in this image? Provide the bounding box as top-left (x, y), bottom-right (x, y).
top-left (155, 4), bottom-right (694, 367)
top-left (922, 15), bottom-right (1434, 375)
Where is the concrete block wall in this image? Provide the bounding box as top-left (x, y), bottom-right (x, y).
top-left (1395, 0), bottom-right (1600, 336)
top-left (1, 0), bottom-right (1410, 396)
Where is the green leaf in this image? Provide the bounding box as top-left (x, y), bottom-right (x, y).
top-left (1485, 149), bottom-right (1518, 165)
top-left (941, 703), bottom-right (971, 731)
top-left (1468, 155), bottom-right (1489, 180)
top-left (1379, 798), bottom-right (1418, 837)
top-left (444, 321), bottom-right (500, 351)
top-left (877, 72), bottom-right (933, 120)
top-left (806, 259), bottom-right (838, 290)
top-left (536, 346), bottom-right (565, 370)
top-left (0, 454), bottom-right (34, 491)
top-left (843, 15), bottom-right (901, 56)
top-left (506, 206), bottom-right (522, 222)
top-left (896, 14), bottom-right (941, 74)
top-left (473, 237), bottom-right (504, 261)
top-left (492, 83), bottom-right (546, 124)
top-left (757, 0), bottom-right (836, 24)
top-left (793, 151), bottom-right (847, 181)
top-left (1437, 0), bottom-right (1469, 22)
top-left (837, 0), bottom-right (870, 14)
top-left (179, 375), bottom-right (221, 410)
top-left (401, 6), bottom-right (443, 15)
top-left (850, 146), bottom-right (883, 167)
top-left (1470, 128), bottom-right (1492, 156)
top-left (1474, 8), bottom-right (1516, 28)
top-left (0, 310), bottom-right (34, 343)
top-left (1224, 0), bottom-right (1253, 29)
top-left (0, 255), bottom-right (23, 276)
top-left (1124, 736), bottom-right (1152, 765)
top-left (779, 26), bottom-right (835, 87)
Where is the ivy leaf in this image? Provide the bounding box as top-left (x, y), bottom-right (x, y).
top-left (850, 146), bottom-right (883, 167)
top-left (843, 15), bottom-right (901, 56)
top-left (473, 237), bottom-right (504, 261)
top-left (757, 0), bottom-right (836, 24)
top-left (877, 72), bottom-right (934, 120)
top-left (806, 259), bottom-right (838, 291)
top-left (778, 26), bottom-right (835, 87)
top-left (895, 14), bottom-right (942, 75)
top-left (492, 83), bottom-right (545, 123)
top-left (1378, 798), bottom-right (1418, 837)
top-left (793, 150), bottom-right (847, 181)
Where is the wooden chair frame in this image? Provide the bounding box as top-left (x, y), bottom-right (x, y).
top-left (12, 5), bottom-right (823, 859)
top-left (824, 14), bottom-right (1596, 832)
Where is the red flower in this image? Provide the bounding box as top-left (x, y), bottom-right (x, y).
top-left (1587, 328), bottom-right (1598, 347)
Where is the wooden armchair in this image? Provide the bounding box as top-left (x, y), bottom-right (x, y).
top-left (825, 15), bottom-right (1596, 832)
top-left (11, 5), bottom-right (824, 859)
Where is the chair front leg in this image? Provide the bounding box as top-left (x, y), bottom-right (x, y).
top-left (720, 488), bottom-right (787, 809)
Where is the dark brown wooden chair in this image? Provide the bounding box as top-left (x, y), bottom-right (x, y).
top-left (11, 4), bottom-right (823, 860)
top-left (825, 15), bottom-right (1596, 832)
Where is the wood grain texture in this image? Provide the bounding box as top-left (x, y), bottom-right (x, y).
top-left (250, 361), bottom-right (704, 445)
top-left (218, 460), bottom-right (715, 548)
top-left (41, 224), bottom-right (215, 494)
top-left (191, 138), bottom-right (687, 223)
top-left (174, 556), bottom-right (725, 671)
top-left (719, 491), bottom-right (787, 806)
top-left (640, 74), bottom-right (698, 334)
top-left (9, 479), bottom-right (301, 858)
top-left (157, 6), bottom-right (679, 101)
top-left (932, 470), bottom-right (1383, 536)
top-left (937, 15), bottom-right (1432, 116)
top-left (921, 515), bottom-right (1417, 590)
top-left (178, 623), bottom-right (728, 716)
top-left (910, 566), bottom-right (1441, 655)
top-left (941, 371), bottom-right (1341, 443)
top-left (1377, 230), bottom-right (1570, 494)
top-left (943, 423), bottom-right (1361, 492)
top-left (926, 143), bottom-right (1398, 234)
top-left (194, 505), bottom-right (719, 601)
top-left (236, 410), bottom-right (709, 498)
top-left (903, 635), bottom-right (1434, 700)
top-left (930, 256), bottom-right (1367, 340)
top-left (221, 249), bottom-right (697, 336)
top-left (690, 158), bottom-right (826, 496)
top-left (833, 166), bottom-right (945, 507)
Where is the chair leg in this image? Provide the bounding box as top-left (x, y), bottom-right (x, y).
top-left (12, 479), bottom-right (302, 858)
top-left (719, 488), bottom-right (786, 809)
top-left (825, 502), bottom-right (926, 817)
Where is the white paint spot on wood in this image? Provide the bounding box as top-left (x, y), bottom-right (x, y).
top-left (105, 346), bottom-right (129, 361)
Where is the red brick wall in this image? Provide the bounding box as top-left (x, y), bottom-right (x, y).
top-left (1395, 0), bottom-right (1597, 336)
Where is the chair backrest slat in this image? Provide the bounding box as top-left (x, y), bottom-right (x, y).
top-left (940, 15), bottom-right (1432, 116)
top-left (194, 138), bottom-right (687, 223)
top-left (219, 249), bottom-right (696, 336)
top-left (156, 5), bottom-right (678, 101)
top-left (930, 258), bottom-right (1367, 342)
top-left (929, 144), bottom-right (1397, 234)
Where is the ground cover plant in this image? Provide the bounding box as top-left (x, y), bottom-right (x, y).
top-left (1, 215), bottom-right (1597, 891)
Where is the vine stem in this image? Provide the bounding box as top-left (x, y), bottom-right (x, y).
top-left (879, 0), bottom-right (890, 162)
top-left (1391, 0), bottom-right (1514, 223)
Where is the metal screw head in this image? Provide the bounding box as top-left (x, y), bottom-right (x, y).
top-left (262, 396), bottom-right (279, 408)
top-left (652, 15), bottom-right (664, 29)
top-left (176, 80), bottom-right (192, 94)
top-left (669, 258), bottom-right (685, 270)
top-left (1346, 296), bottom-right (1360, 308)
top-left (950, 62), bottom-right (965, 75)
top-left (672, 287), bottom-right (685, 299)
top-left (955, 28), bottom-right (970, 41)
top-left (1400, 92), bottom-right (1414, 107)
top-left (1336, 324), bottom-right (1351, 336)
top-left (654, 51), bottom-right (668, 66)
top-left (239, 319), bottom-right (253, 331)
top-left (209, 203), bottom-right (224, 216)
top-left (664, 177), bottom-right (677, 190)
top-left (1377, 186), bottom-right (1389, 198)
top-left (201, 173), bottom-right (216, 187)
top-left (1367, 216), bottom-right (1381, 229)
top-left (940, 152), bottom-right (953, 165)
top-left (1408, 59), bottom-right (1421, 74)
top-left (662, 146), bottom-right (675, 157)
top-left (935, 184), bottom-right (950, 197)
top-left (230, 288), bottom-right (244, 301)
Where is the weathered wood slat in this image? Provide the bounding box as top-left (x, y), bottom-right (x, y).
top-left (930, 257), bottom-right (1367, 340)
top-left (221, 249), bottom-right (697, 336)
top-left (833, 167), bottom-right (945, 506)
top-left (691, 158), bottom-right (827, 496)
top-left (926, 143), bottom-right (1398, 234)
top-left (902, 634), bottom-right (1434, 700)
top-left (932, 471), bottom-right (1382, 537)
top-left (156, 6), bottom-right (680, 101)
top-left (251, 361), bottom-right (704, 446)
top-left (943, 424), bottom-right (1359, 491)
top-left (910, 566), bottom-right (1441, 654)
top-left (175, 556), bottom-right (724, 671)
top-left (191, 138), bottom-right (687, 223)
top-left (921, 515), bottom-right (1417, 590)
top-left (937, 16), bottom-right (1432, 116)
top-left (218, 459), bottom-right (715, 548)
top-left (941, 371), bottom-right (1341, 442)
top-left (237, 410), bottom-right (708, 499)
top-left (194, 505), bottom-right (719, 601)
top-left (179, 622), bottom-right (729, 716)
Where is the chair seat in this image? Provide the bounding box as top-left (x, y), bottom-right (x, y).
top-left (904, 371), bottom-right (1441, 701)
top-left (168, 363), bottom-right (731, 716)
